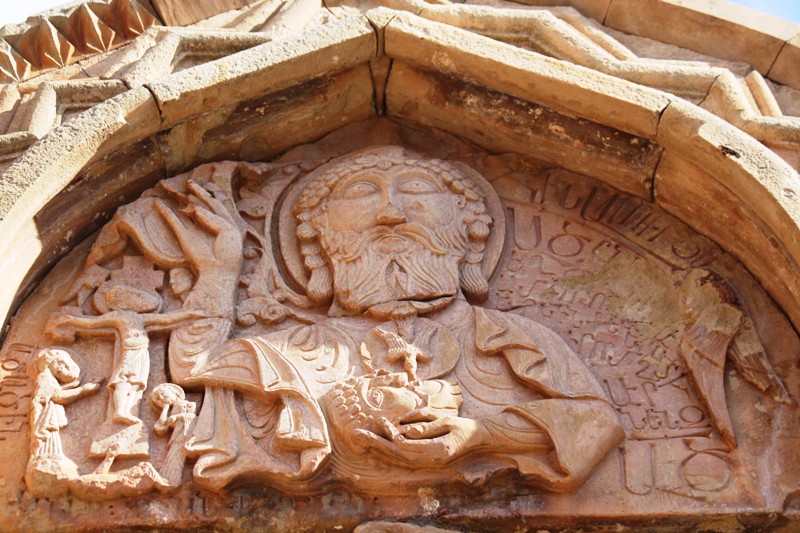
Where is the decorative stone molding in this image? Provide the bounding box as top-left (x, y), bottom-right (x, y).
top-left (0, 0), bottom-right (159, 83)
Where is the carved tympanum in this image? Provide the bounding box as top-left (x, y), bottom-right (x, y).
top-left (2, 140), bottom-right (795, 519)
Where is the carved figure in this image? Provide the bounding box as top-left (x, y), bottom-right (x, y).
top-left (25, 348), bottom-right (100, 494)
top-left (78, 147), bottom-right (625, 493)
top-left (48, 284), bottom-right (209, 427)
top-left (151, 383), bottom-right (197, 490)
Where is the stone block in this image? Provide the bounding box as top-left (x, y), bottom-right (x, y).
top-left (150, 0), bottom-right (251, 26)
top-left (384, 11), bottom-right (670, 139)
top-left (656, 99), bottom-right (800, 269)
top-left (156, 65), bottom-right (376, 174)
top-left (0, 86), bottom-right (160, 224)
top-left (147, 12), bottom-right (376, 128)
top-left (387, 61), bottom-right (661, 198)
top-left (768, 34), bottom-right (800, 91)
top-left (605, 0), bottom-right (799, 75)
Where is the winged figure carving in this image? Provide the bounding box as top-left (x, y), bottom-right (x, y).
top-left (680, 271), bottom-right (790, 448)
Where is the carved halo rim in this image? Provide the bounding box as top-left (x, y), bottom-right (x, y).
top-left (276, 145), bottom-right (506, 292)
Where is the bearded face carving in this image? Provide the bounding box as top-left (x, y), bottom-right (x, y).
top-left (293, 148), bottom-right (493, 317)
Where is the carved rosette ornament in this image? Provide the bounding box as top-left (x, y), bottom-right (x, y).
top-left (0, 132), bottom-right (798, 528)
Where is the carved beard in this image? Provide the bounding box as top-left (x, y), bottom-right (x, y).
top-left (319, 222), bottom-right (468, 316)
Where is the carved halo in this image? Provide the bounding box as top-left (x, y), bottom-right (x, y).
top-left (277, 145), bottom-right (506, 293)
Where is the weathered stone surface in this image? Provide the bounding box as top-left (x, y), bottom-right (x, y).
top-left (383, 10), bottom-right (671, 138)
top-left (120, 30), bottom-right (273, 87)
top-left (604, 0), bottom-right (799, 76)
top-left (656, 100), bottom-right (800, 274)
top-left (156, 65), bottom-right (376, 173)
top-left (512, 0), bottom-right (612, 22)
top-left (355, 522), bottom-right (459, 533)
top-left (769, 34), bottom-right (800, 91)
top-left (655, 150), bottom-right (800, 332)
top-left (150, 0), bottom-right (251, 26)
top-left (654, 100), bottom-right (800, 328)
top-left (147, 12), bottom-right (376, 127)
top-left (386, 61), bottom-right (661, 197)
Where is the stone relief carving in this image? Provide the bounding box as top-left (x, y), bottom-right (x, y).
top-left (0, 134), bottom-right (796, 524)
top-left (21, 146), bottom-right (628, 497)
top-left (25, 348), bottom-right (101, 496)
top-left (151, 383), bottom-right (197, 491)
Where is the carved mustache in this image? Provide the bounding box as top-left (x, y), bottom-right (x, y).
top-left (323, 224), bottom-right (450, 261)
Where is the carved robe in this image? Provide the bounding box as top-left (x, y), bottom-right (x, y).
top-left (30, 372), bottom-right (70, 461)
top-left (183, 299), bottom-right (624, 493)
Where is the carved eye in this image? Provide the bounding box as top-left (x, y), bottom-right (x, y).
top-left (397, 178), bottom-right (440, 195)
top-left (340, 181), bottom-right (379, 199)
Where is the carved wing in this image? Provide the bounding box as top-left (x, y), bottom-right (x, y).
top-left (680, 270), bottom-right (792, 448)
top-left (680, 303), bottom-right (741, 448)
top-left (728, 316), bottom-right (791, 404)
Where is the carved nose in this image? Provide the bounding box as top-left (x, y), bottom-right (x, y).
top-left (376, 204), bottom-right (407, 226)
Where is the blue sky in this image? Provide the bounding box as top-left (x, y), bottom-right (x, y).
top-left (730, 0), bottom-right (800, 22)
top-left (0, 1), bottom-right (798, 29)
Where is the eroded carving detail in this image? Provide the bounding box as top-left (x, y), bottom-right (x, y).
top-left (25, 348), bottom-right (100, 496)
top-left (5, 142), bottom-right (793, 518)
top-left (151, 383), bottom-right (197, 491)
top-left (25, 147), bottom-right (629, 498)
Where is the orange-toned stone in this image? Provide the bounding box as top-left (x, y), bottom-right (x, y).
top-left (0, 122), bottom-right (798, 530)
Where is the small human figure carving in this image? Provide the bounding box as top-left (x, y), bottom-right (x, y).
top-left (25, 348), bottom-right (101, 492)
top-left (150, 383), bottom-right (197, 490)
top-left (47, 283), bottom-right (209, 427)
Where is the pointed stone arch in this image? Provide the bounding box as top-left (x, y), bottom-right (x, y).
top-left (1, 8), bottom-right (798, 339)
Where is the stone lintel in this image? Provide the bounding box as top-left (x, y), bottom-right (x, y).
top-left (156, 65), bottom-right (376, 174)
top-left (387, 61), bottom-right (661, 198)
top-left (383, 10), bottom-right (671, 140)
top-left (147, 12), bottom-right (377, 128)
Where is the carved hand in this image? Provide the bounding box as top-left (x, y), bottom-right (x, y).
top-left (155, 181), bottom-right (243, 272)
top-left (354, 416), bottom-right (485, 466)
top-left (81, 382), bottom-right (102, 396)
top-left (45, 313), bottom-right (77, 343)
top-left (154, 404), bottom-right (171, 436)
